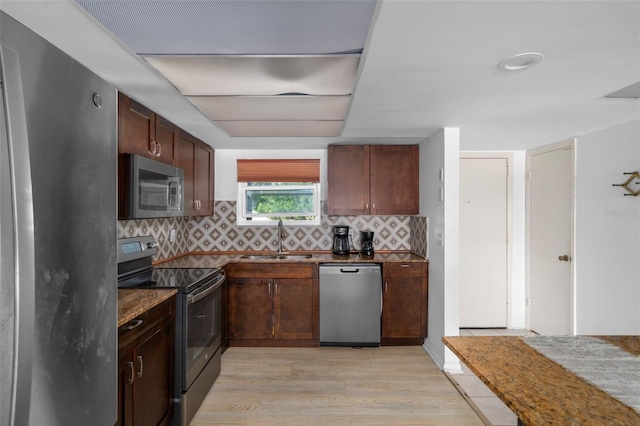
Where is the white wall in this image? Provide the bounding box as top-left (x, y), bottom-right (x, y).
top-left (511, 152), bottom-right (527, 329)
top-left (215, 149), bottom-right (327, 200)
top-left (574, 119), bottom-right (640, 334)
top-left (421, 128), bottom-right (461, 371)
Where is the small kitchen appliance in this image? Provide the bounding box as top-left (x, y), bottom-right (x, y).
top-left (332, 225), bottom-right (350, 255)
top-left (360, 230), bottom-right (375, 256)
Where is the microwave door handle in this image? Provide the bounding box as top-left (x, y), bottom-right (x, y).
top-left (167, 177), bottom-right (182, 209)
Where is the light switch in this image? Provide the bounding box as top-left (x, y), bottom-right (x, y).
top-left (169, 229), bottom-right (176, 243)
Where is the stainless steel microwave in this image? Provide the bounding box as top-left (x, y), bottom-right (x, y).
top-left (128, 154), bottom-right (184, 218)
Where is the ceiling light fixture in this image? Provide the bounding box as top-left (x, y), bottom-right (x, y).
top-left (497, 52), bottom-right (544, 72)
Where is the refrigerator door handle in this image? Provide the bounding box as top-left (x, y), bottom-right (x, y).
top-left (1, 45), bottom-right (36, 426)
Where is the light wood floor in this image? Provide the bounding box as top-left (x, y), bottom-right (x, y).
top-left (191, 346), bottom-right (485, 426)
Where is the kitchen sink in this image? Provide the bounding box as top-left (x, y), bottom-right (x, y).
top-left (277, 254), bottom-right (313, 260)
top-left (239, 254), bottom-right (278, 260)
top-left (239, 254), bottom-right (313, 260)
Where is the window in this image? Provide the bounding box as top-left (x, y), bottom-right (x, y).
top-left (237, 182), bottom-right (320, 226)
top-left (236, 159), bottom-right (321, 226)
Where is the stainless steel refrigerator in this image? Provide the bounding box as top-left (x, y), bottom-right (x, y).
top-left (0, 12), bottom-right (117, 426)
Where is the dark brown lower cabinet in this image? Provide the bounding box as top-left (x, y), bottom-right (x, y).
top-left (226, 263), bottom-right (319, 346)
top-left (118, 297), bottom-right (175, 426)
top-left (381, 262), bottom-right (429, 346)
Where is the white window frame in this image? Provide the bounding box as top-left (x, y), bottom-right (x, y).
top-left (237, 182), bottom-right (321, 226)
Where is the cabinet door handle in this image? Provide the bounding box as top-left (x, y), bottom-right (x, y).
top-left (275, 283), bottom-right (278, 295)
top-left (156, 142), bottom-right (162, 157)
top-left (384, 281), bottom-right (388, 293)
top-left (150, 139), bottom-right (157, 155)
top-left (268, 283), bottom-right (271, 294)
top-left (365, 203), bottom-right (369, 209)
top-left (127, 362), bottom-right (134, 384)
top-left (136, 355), bottom-right (143, 378)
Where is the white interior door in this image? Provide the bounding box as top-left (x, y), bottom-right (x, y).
top-left (459, 157), bottom-right (508, 328)
top-left (529, 146), bottom-right (573, 335)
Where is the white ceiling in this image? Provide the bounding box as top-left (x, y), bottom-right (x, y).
top-left (2, 0), bottom-right (639, 151)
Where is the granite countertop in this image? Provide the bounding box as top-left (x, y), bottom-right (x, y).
top-left (443, 336), bottom-right (640, 425)
top-left (156, 251), bottom-right (427, 269)
top-left (118, 288), bottom-right (178, 327)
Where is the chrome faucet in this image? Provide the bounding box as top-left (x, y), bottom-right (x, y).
top-left (276, 220), bottom-right (287, 253)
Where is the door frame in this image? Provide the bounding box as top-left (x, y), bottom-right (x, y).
top-left (459, 152), bottom-right (513, 328)
top-left (525, 139), bottom-right (576, 334)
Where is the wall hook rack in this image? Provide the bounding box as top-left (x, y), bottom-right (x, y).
top-left (612, 171), bottom-right (640, 196)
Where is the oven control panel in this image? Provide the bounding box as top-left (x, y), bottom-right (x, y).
top-left (117, 235), bottom-right (159, 264)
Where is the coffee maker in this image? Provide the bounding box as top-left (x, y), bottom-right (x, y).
top-left (360, 230), bottom-right (374, 256)
top-left (332, 225), bottom-right (350, 255)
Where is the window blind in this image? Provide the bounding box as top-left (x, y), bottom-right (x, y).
top-left (237, 159), bottom-right (320, 183)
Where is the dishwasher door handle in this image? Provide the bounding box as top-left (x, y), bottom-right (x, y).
top-left (340, 268), bottom-right (360, 273)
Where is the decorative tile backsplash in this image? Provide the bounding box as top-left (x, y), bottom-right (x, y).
top-left (119, 201), bottom-right (423, 261)
top-left (117, 217), bottom-right (189, 262)
top-left (188, 201), bottom-right (411, 252)
top-left (410, 216), bottom-right (428, 258)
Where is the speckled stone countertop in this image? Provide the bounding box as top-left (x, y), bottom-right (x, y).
top-left (155, 251), bottom-right (427, 268)
top-left (118, 288), bottom-right (177, 327)
top-left (443, 336), bottom-right (640, 425)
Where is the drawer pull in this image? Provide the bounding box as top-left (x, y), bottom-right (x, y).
top-left (123, 319), bottom-right (143, 330)
top-left (400, 264), bottom-right (410, 268)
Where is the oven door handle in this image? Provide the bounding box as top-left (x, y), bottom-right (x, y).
top-left (187, 277), bottom-right (225, 305)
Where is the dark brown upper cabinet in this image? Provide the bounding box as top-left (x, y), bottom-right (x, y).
top-left (176, 130), bottom-right (214, 217)
top-left (327, 144), bottom-right (419, 216)
top-left (118, 92), bottom-right (176, 165)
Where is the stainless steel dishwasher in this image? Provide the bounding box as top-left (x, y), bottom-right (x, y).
top-left (319, 264), bottom-right (382, 347)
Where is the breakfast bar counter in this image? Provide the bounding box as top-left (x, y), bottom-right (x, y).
top-left (443, 336), bottom-right (640, 426)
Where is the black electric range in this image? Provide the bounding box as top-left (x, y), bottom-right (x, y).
top-left (116, 235), bottom-right (223, 293)
top-left (118, 265), bottom-right (223, 293)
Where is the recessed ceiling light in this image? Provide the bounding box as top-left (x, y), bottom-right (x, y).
top-left (497, 52), bottom-right (544, 72)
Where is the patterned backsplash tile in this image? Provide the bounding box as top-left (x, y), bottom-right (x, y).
top-left (410, 216), bottom-right (428, 258)
top-left (188, 201), bottom-right (411, 253)
top-left (117, 217), bottom-right (189, 262)
top-left (119, 201), bottom-right (421, 261)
